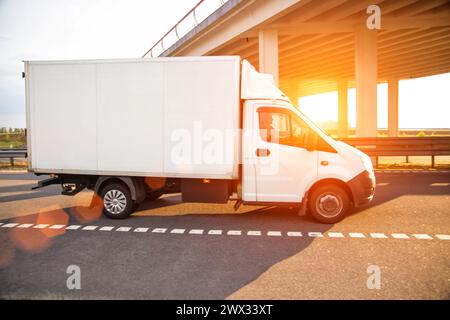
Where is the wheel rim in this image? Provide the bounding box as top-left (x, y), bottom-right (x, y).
top-left (104, 189), bottom-right (127, 214)
top-left (315, 192), bottom-right (343, 218)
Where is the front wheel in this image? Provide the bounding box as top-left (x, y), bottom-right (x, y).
top-left (307, 184), bottom-right (350, 224)
top-left (100, 183), bottom-right (134, 219)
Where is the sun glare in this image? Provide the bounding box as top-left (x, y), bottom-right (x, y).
top-left (298, 73), bottom-right (450, 130)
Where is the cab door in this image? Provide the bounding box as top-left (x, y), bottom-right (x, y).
top-left (252, 105), bottom-right (318, 203)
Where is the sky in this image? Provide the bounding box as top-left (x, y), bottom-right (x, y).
top-left (0, 0), bottom-right (199, 128)
top-left (1, 0), bottom-right (449, 129)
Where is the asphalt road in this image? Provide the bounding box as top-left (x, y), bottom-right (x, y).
top-left (0, 170), bottom-right (449, 299)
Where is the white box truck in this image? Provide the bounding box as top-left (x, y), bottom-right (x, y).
top-left (24, 56), bottom-right (375, 223)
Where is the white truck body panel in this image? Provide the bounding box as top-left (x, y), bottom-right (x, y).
top-left (240, 60), bottom-right (289, 102)
top-left (26, 56), bottom-right (241, 179)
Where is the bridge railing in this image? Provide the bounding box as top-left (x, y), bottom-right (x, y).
top-left (0, 148), bottom-right (27, 167)
top-left (339, 136), bottom-right (450, 168)
top-left (143, 0), bottom-right (230, 58)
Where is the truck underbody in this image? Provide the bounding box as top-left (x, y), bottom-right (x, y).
top-left (33, 173), bottom-right (237, 204)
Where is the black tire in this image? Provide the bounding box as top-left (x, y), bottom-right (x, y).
top-left (307, 184), bottom-right (350, 224)
top-left (100, 183), bottom-right (134, 219)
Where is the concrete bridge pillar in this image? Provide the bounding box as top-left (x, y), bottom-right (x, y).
top-left (388, 78), bottom-right (399, 137)
top-left (355, 26), bottom-right (378, 137)
top-left (338, 79), bottom-right (348, 138)
top-left (259, 29), bottom-right (279, 85)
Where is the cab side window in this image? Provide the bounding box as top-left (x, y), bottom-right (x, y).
top-left (258, 107), bottom-right (311, 148)
top-left (258, 111), bottom-right (290, 145)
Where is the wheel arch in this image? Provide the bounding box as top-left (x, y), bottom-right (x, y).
top-left (306, 178), bottom-right (353, 204)
top-left (94, 176), bottom-right (145, 202)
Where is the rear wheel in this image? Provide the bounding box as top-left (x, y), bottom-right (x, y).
top-left (307, 184), bottom-right (350, 224)
top-left (100, 183), bottom-right (134, 219)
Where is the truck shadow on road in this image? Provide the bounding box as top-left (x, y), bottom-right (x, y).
top-left (0, 173), bottom-right (61, 203)
top-left (0, 183), bottom-right (61, 203)
top-left (1, 204), bottom-right (334, 299)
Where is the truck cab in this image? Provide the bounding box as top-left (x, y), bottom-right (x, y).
top-left (239, 61), bottom-right (375, 223)
top-left (240, 98), bottom-right (375, 223)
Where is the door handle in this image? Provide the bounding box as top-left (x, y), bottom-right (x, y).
top-left (256, 148), bottom-right (271, 157)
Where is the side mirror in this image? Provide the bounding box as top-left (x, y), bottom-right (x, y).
top-left (305, 130), bottom-right (318, 151)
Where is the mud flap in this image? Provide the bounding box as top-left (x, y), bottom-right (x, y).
top-left (298, 191), bottom-right (309, 216)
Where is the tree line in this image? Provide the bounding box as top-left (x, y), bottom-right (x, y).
top-left (0, 128), bottom-right (26, 133)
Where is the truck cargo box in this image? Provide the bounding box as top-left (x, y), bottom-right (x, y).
top-left (25, 56), bottom-right (241, 179)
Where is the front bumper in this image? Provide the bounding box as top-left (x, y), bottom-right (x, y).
top-left (348, 170), bottom-right (375, 206)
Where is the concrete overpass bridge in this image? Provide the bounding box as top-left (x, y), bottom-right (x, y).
top-left (143, 0), bottom-right (450, 137)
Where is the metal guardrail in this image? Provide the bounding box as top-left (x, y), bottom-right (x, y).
top-left (2, 137), bottom-right (450, 168)
top-left (327, 129), bottom-right (450, 136)
top-left (142, 0), bottom-right (229, 58)
top-left (0, 148), bottom-right (27, 166)
top-left (340, 137), bottom-right (450, 167)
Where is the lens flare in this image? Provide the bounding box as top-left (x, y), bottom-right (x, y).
top-left (70, 193), bottom-right (102, 223)
top-left (9, 206), bottom-right (68, 252)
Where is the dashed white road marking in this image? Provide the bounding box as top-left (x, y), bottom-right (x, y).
top-left (49, 224), bottom-right (66, 229)
top-left (189, 229), bottom-right (204, 235)
top-left (99, 226), bottom-right (114, 231)
top-left (391, 233), bottom-right (410, 239)
top-left (327, 232), bottom-right (344, 238)
top-left (376, 183), bottom-right (389, 186)
top-left (82, 225), bottom-right (98, 231)
top-left (2, 223), bottom-right (19, 228)
top-left (308, 232), bottom-right (323, 238)
top-left (349, 232), bottom-right (366, 238)
top-left (66, 225), bottom-right (82, 230)
top-left (170, 228), bottom-right (185, 234)
top-left (1, 221), bottom-right (449, 242)
top-left (370, 233), bottom-right (388, 239)
top-left (33, 224), bottom-right (49, 229)
top-left (17, 223), bottom-right (34, 229)
top-left (116, 227), bottom-right (131, 232)
top-left (152, 228), bottom-right (167, 233)
top-left (430, 182), bottom-right (450, 187)
top-left (413, 234), bottom-right (433, 240)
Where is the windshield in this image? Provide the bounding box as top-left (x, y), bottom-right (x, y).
top-left (291, 107), bottom-right (330, 137)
